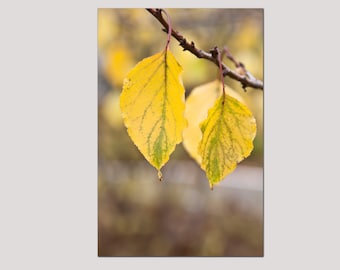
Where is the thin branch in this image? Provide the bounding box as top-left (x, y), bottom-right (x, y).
top-left (146, 8), bottom-right (263, 91)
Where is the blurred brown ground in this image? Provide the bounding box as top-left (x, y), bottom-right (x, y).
top-left (98, 8), bottom-right (264, 257)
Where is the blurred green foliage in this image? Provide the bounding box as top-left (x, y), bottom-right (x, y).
top-left (98, 8), bottom-right (263, 257)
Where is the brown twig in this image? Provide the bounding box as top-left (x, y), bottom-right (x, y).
top-left (146, 8), bottom-right (263, 91)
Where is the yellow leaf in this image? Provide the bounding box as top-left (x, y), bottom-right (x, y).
top-left (103, 44), bottom-right (135, 87)
top-left (183, 80), bottom-right (245, 165)
top-left (198, 94), bottom-right (256, 189)
top-left (120, 50), bottom-right (187, 177)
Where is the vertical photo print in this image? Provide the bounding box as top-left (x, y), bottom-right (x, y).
top-left (98, 8), bottom-right (264, 257)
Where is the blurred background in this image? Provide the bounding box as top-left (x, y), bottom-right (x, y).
top-left (98, 8), bottom-right (263, 256)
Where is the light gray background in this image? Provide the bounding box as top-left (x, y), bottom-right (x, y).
top-left (1, 0), bottom-right (339, 269)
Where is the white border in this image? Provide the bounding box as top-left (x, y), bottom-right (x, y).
top-left (1, 0), bottom-right (339, 269)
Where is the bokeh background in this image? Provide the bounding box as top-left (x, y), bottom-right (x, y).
top-left (98, 8), bottom-right (263, 257)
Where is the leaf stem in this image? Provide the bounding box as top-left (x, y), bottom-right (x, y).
top-left (217, 48), bottom-right (226, 104)
top-left (160, 9), bottom-right (172, 51)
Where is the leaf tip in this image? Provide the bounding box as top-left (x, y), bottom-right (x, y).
top-left (158, 170), bottom-right (163, 181)
top-left (209, 183), bottom-right (214, 191)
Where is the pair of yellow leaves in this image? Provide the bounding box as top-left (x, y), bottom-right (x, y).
top-left (120, 50), bottom-right (256, 189)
